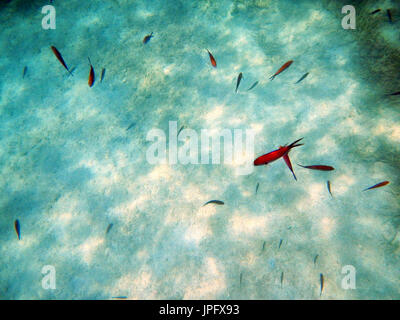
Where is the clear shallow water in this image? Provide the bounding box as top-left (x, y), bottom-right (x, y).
top-left (0, 0), bottom-right (399, 299)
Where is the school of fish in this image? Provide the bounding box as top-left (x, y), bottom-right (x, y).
top-left (15, 6), bottom-right (397, 299)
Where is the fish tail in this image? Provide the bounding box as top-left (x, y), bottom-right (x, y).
top-left (288, 137), bottom-right (304, 149)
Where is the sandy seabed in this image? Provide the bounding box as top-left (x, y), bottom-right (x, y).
top-left (0, 0), bottom-right (399, 299)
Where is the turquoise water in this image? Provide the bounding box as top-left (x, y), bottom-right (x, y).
top-left (0, 0), bottom-right (399, 299)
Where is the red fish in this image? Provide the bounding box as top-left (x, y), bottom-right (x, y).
top-left (283, 154), bottom-right (297, 180)
top-left (51, 46), bottom-right (73, 76)
top-left (88, 57), bottom-right (95, 87)
top-left (363, 181), bottom-right (389, 191)
top-left (297, 164), bottom-right (335, 171)
top-left (254, 138), bottom-right (303, 166)
top-left (206, 49), bottom-right (217, 68)
top-left (270, 60), bottom-right (293, 80)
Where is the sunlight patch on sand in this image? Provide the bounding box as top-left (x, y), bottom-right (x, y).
top-left (184, 257), bottom-right (226, 299)
top-left (115, 269), bottom-right (156, 300)
top-left (333, 174), bottom-right (356, 196)
top-left (77, 237), bottom-right (104, 264)
top-left (373, 120), bottom-right (400, 143)
top-left (229, 212), bottom-right (269, 237)
top-left (319, 217), bottom-right (336, 239)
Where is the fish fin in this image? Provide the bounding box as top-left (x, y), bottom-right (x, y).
top-left (288, 137), bottom-right (304, 148)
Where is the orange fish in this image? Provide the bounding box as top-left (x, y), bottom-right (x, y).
top-left (206, 49), bottom-right (217, 68)
top-left (51, 46), bottom-right (73, 76)
top-left (270, 60), bottom-right (293, 80)
top-left (363, 181), bottom-right (390, 191)
top-left (297, 164), bottom-right (335, 171)
top-left (88, 57), bottom-right (95, 87)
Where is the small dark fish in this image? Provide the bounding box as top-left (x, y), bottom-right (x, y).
top-left (261, 240), bottom-right (266, 252)
top-left (363, 181), bottom-right (390, 191)
top-left (320, 273), bottom-right (324, 296)
top-left (247, 81), bottom-right (259, 91)
top-left (206, 49), bottom-right (217, 68)
top-left (88, 57), bottom-right (95, 87)
top-left (15, 219), bottom-right (21, 240)
top-left (327, 181), bottom-right (332, 197)
top-left (278, 239), bottom-right (283, 249)
top-left (314, 254), bottom-right (319, 265)
top-left (51, 46), bottom-right (73, 76)
top-left (143, 32), bottom-right (153, 44)
top-left (100, 68), bottom-right (106, 83)
top-left (235, 72), bottom-right (243, 93)
top-left (126, 122), bottom-right (136, 131)
top-left (387, 9), bottom-right (393, 23)
top-left (280, 271), bottom-right (284, 288)
top-left (298, 164), bottom-right (335, 171)
top-left (106, 223), bottom-right (113, 234)
top-left (370, 9), bottom-right (381, 15)
top-left (22, 66), bottom-right (28, 79)
top-left (239, 272), bottom-right (243, 287)
top-left (203, 200), bottom-right (224, 207)
top-left (177, 125), bottom-right (185, 136)
top-left (112, 296), bottom-right (127, 299)
top-left (295, 72), bottom-right (309, 84)
top-left (255, 182), bottom-right (260, 194)
top-left (387, 91), bottom-right (400, 96)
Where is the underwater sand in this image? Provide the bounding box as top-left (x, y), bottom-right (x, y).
top-left (0, 0), bottom-right (399, 299)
